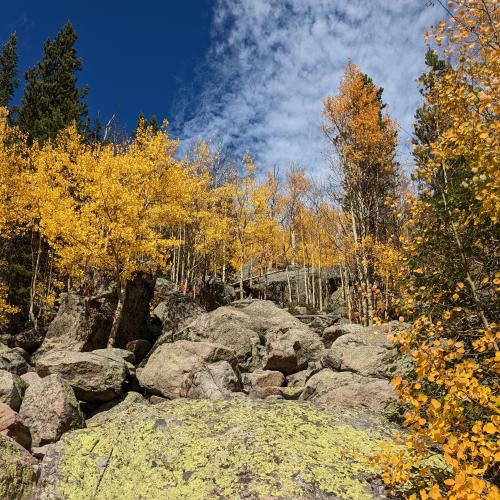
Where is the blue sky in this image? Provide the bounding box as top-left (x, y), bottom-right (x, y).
top-left (2, 1), bottom-right (444, 174)
top-left (2, 0), bottom-right (212, 130)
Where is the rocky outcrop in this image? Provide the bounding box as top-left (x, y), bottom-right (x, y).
top-left (0, 435), bottom-right (38, 499)
top-left (0, 370), bottom-right (26, 410)
top-left (35, 349), bottom-right (128, 402)
top-left (0, 343), bottom-right (32, 375)
top-left (38, 275), bottom-right (154, 354)
top-left (0, 402), bottom-right (31, 449)
top-left (19, 374), bottom-right (85, 447)
top-left (36, 399), bottom-right (398, 499)
top-left (137, 340), bottom-right (241, 399)
top-left (176, 300), bottom-right (324, 372)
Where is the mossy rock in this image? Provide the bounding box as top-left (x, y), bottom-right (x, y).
top-left (36, 399), bottom-right (396, 499)
top-left (0, 435), bottom-right (38, 499)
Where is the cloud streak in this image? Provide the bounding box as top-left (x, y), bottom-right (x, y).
top-left (179, 0), bottom-right (443, 175)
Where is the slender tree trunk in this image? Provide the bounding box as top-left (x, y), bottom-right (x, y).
top-left (29, 232), bottom-right (42, 329)
top-left (108, 278), bottom-right (126, 348)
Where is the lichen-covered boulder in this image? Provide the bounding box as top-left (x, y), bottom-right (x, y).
top-left (35, 399), bottom-right (397, 499)
top-left (137, 340), bottom-right (241, 399)
top-left (0, 369), bottom-right (26, 410)
top-left (300, 369), bottom-right (396, 411)
top-left (19, 374), bottom-right (85, 447)
top-left (0, 435), bottom-right (38, 499)
top-left (35, 350), bottom-right (127, 402)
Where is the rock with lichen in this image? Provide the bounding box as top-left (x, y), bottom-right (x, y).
top-left (35, 398), bottom-right (400, 499)
top-left (0, 434), bottom-right (38, 499)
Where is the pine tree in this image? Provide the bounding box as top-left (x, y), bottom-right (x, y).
top-left (0, 34), bottom-right (18, 108)
top-left (19, 21), bottom-right (87, 142)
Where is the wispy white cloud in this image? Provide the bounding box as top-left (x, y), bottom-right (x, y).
top-left (179, 0), bottom-right (443, 175)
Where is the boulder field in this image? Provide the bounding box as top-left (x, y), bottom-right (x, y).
top-left (0, 288), bottom-right (419, 499)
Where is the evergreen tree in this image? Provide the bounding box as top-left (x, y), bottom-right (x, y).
top-left (0, 33), bottom-right (18, 109)
top-left (19, 21), bottom-right (87, 142)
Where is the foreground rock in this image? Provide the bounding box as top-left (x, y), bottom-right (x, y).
top-left (19, 374), bottom-right (85, 447)
top-left (300, 369), bottom-right (396, 411)
top-left (0, 370), bottom-right (26, 410)
top-left (36, 399), bottom-right (396, 499)
top-left (0, 402), bottom-right (31, 449)
top-left (137, 340), bottom-right (241, 399)
top-left (0, 435), bottom-right (38, 499)
top-left (35, 349), bottom-right (127, 402)
top-left (176, 300), bottom-right (324, 372)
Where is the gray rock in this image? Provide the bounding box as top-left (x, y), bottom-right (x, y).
top-left (20, 371), bottom-right (42, 386)
top-left (0, 343), bottom-right (32, 375)
top-left (263, 328), bottom-right (324, 375)
top-left (176, 300), bottom-right (324, 372)
top-left (286, 369), bottom-right (314, 388)
top-left (300, 369), bottom-right (396, 411)
top-left (137, 340), bottom-right (241, 400)
top-left (321, 323), bottom-right (399, 378)
top-left (38, 275), bottom-right (154, 354)
top-left (153, 287), bottom-right (205, 335)
top-left (19, 374), bottom-right (85, 447)
top-left (242, 370), bottom-right (285, 391)
top-left (35, 349), bottom-right (127, 402)
top-left (0, 370), bottom-right (26, 410)
top-left (14, 328), bottom-right (45, 352)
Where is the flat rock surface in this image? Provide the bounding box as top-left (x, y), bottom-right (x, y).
top-left (36, 399), bottom-right (396, 499)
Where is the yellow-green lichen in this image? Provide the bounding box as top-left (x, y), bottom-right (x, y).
top-left (46, 399), bottom-right (395, 499)
top-left (0, 436), bottom-right (37, 499)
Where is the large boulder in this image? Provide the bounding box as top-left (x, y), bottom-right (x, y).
top-left (137, 340), bottom-right (241, 400)
top-left (38, 275), bottom-right (154, 354)
top-left (0, 402), bottom-right (31, 449)
top-left (321, 323), bottom-right (402, 379)
top-left (0, 435), bottom-right (38, 499)
top-left (35, 399), bottom-right (399, 499)
top-left (0, 342), bottom-right (32, 375)
top-left (35, 349), bottom-right (127, 402)
top-left (38, 290), bottom-right (115, 354)
top-left (176, 300), bottom-right (324, 372)
top-left (19, 374), bottom-right (85, 447)
top-left (152, 285), bottom-right (205, 336)
top-left (300, 369), bottom-right (396, 411)
top-left (263, 328), bottom-right (324, 375)
top-left (0, 370), bottom-right (26, 410)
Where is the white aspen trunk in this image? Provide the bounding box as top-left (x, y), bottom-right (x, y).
top-left (108, 278), bottom-right (126, 348)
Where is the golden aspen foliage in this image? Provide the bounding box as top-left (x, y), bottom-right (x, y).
top-left (370, 2), bottom-right (499, 498)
